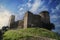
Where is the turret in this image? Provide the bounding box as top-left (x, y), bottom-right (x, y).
top-left (9, 15), bottom-right (15, 28)
top-left (39, 11), bottom-right (50, 24)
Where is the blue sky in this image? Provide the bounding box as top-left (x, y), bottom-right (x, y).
top-left (0, 0), bottom-right (60, 33)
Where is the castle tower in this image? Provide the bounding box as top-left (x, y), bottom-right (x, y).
top-left (24, 11), bottom-right (33, 28)
top-left (39, 11), bottom-right (50, 24)
top-left (24, 12), bottom-right (28, 28)
top-left (9, 15), bottom-right (15, 28)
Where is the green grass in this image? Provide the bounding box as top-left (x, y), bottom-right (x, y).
top-left (3, 28), bottom-right (60, 40)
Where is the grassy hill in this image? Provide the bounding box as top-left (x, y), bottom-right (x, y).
top-left (3, 28), bottom-right (60, 40)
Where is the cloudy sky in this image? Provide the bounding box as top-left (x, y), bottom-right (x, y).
top-left (0, 0), bottom-right (60, 33)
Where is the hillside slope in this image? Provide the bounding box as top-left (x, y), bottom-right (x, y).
top-left (3, 28), bottom-right (60, 40)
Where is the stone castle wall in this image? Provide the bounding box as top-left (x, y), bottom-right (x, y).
top-left (9, 11), bottom-right (55, 30)
top-left (24, 11), bottom-right (50, 28)
top-left (39, 11), bottom-right (50, 24)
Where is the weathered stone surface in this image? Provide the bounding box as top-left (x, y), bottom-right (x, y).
top-left (9, 11), bottom-right (55, 30)
top-left (24, 11), bottom-right (55, 30)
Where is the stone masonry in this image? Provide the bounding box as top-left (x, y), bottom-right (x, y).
top-left (9, 11), bottom-right (55, 30)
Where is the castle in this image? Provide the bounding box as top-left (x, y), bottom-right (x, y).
top-left (9, 11), bottom-right (55, 30)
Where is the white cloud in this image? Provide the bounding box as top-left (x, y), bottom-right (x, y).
top-left (17, 0), bottom-right (45, 19)
top-left (17, 7), bottom-right (26, 20)
top-left (51, 4), bottom-right (60, 19)
top-left (19, 8), bottom-right (24, 11)
top-left (51, 15), bottom-right (58, 19)
top-left (56, 4), bottom-right (60, 10)
top-left (48, 0), bottom-right (52, 4)
top-left (50, 14), bottom-right (60, 22)
top-left (30, 0), bottom-right (44, 13)
top-left (50, 15), bottom-right (60, 21)
top-left (17, 2), bottom-right (31, 20)
top-left (34, 6), bottom-right (48, 14)
top-left (39, 6), bottom-right (48, 11)
top-left (50, 15), bottom-right (57, 22)
top-left (0, 5), bottom-right (11, 29)
top-left (29, 0), bottom-right (31, 2)
top-left (27, 2), bottom-right (32, 8)
top-left (50, 4), bottom-right (60, 24)
top-left (51, 4), bottom-right (60, 13)
top-left (51, 8), bottom-right (55, 13)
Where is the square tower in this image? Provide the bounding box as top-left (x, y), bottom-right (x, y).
top-left (39, 11), bottom-right (50, 24)
top-left (9, 15), bottom-right (15, 28)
